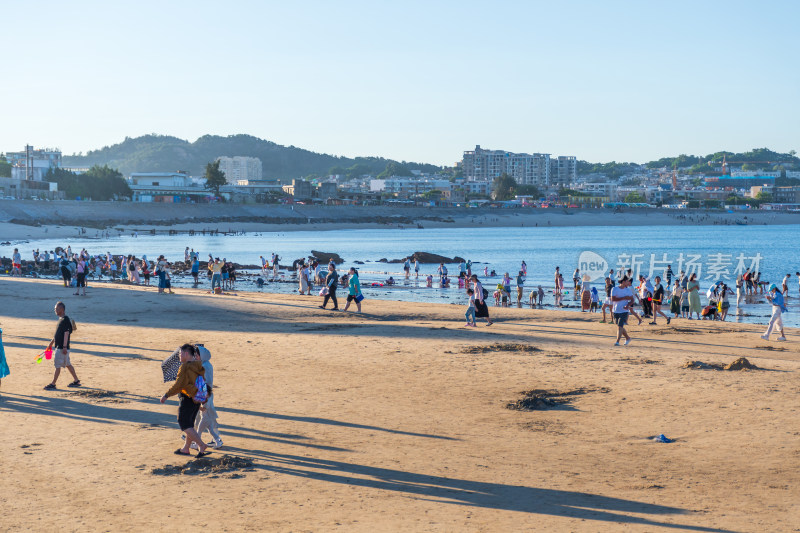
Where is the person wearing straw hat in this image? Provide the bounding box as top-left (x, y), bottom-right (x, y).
top-left (762, 284), bottom-right (787, 341)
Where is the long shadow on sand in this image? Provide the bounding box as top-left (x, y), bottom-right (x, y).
top-left (112, 391), bottom-right (457, 441)
top-left (1, 390), bottom-right (455, 443)
top-left (219, 447), bottom-right (734, 532)
top-left (0, 392), bottom-right (352, 453)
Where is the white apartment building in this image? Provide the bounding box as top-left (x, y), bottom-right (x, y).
top-left (462, 145), bottom-right (576, 187)
top-left (216, 156), bottom-right (263, 183)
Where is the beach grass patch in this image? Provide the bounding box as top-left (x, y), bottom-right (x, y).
top-left (68, 389), bottom-right (128, 403)
top-left (682, 357), bottom-right (758, 371)
top-left (462, 343), bottom-right (540, 355)
top-left (151, 454), bottom-right (255, 477)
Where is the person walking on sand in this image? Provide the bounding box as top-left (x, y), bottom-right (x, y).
top-left (74, 256), bottom-right (87, 296)
top-left (43, 301), bottom-right (80, 390)
top-left (762, 284), bottom-right (787, 341)
top-left (686, 273), bottom-right (702, 320)
top-left (160, 344), bottom-right (212, 457)
top-left (470, 274), bottom-right (493, 325)
top-left (649, 276), bottom-right (671, 325)
top-left (343, 267), bottom-right (362, 313)
top-left (464, 288), bottom-right (477, 327)
top-left (194, 345), bottom-right (223, 449)
top-left (611, 277), bottom-right (634, 346)
top-left (319, 263), bottom-right (340, 310)
top-left (718, 283), bottom-right (734, 321)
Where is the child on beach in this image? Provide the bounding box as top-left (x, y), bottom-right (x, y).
top-left (590, 287), bottom-right (599, 313)
top-left (680, 284), bottom-right (690, 318)
top-left (464, 288), bottom-right (476, 327)
top-left (426, 275), bottom-right (433, 288)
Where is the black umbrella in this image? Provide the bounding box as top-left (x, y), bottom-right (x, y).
top-left (161, 348), bottom-right (180, 383)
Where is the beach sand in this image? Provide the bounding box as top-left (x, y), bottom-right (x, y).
top-left (1, 277), bottom-right (798, 531)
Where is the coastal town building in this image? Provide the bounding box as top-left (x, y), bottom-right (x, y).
top-left (0, 176), bottom-right (63, 200)
top-left (128, 171), bottom-right (209, 202)
top-left (369, 178), bottom-right (451, 197)
top-left (462, 145), bottom-right (576, 187)
top-left (216, 156), bottom-right (263, 183)
top-left (6, 145), bottom-right (62, 181)
top-left (550, 156), bottom-right (577, 187)
top-left (282, 179), bottom-right (313, 199)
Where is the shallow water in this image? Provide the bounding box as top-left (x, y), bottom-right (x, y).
top-left (3, 224), bottom-right (799, 329)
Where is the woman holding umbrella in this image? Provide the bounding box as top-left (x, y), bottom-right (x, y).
top-left (160, 344), bottom-right (212, 457)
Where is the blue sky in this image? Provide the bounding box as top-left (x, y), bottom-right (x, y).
top-left (2, 1), bottom-right (798, 165)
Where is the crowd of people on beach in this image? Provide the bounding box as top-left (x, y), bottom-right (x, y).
top-left (2, 239), bottom-right (797, 463)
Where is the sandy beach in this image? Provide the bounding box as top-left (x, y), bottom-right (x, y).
top-left (2, 200), bottom-right (800, 241)
top-left (1, 277), bottom-right (798, 531)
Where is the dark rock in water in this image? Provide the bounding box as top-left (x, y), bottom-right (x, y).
top-left (378, 258), bottom-right (389, 263)
top-left (311, 250), bottom-right (344, 264)
top-left (410, 252), bottom-right (466, 264)
top-left (382, 252), bottom-right (467, 264)
top-left (353, 260), bottom-right (364, 264)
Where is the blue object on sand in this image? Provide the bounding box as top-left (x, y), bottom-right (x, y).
top-left (0, 328), bottom-right (9, 379)
top-left (654, 434), bottom-right (673, 443)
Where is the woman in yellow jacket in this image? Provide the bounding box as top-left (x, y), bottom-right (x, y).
top-left (160, 344), bottom-right (212, 457)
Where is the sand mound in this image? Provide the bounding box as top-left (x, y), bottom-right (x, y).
top-left (724, 357), bottom-right (758, 370)
top-left (682, 357), bottom-right (758, 371)
top-left (506, 387), bottom-right (610, 411)
top-left (462, 343), bottom-right (540, 354)
top-left (151, 454), bottom-right (255, 477)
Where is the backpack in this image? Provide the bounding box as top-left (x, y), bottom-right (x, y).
top-left (193, 374), bottom-right (209, 404)
top-left (482, 288), bottom-right (489, 300)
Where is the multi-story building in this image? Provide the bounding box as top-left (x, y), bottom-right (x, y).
top-left (462, 145), bottom-right (575, 187)
top-left (370, 178), bottom-right (451, 197)
top-left (550, 156), bottom-right (577, 187)
top-left (6, 145), bottom-right (62, 181)
top-left (216, 156), bottom-right (262, 183)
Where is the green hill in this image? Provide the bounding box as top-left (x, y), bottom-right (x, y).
top-left (62, 134), bottom-right (443, 180)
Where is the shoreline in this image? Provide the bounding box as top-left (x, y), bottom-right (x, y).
top-left (2, 200), bottom-right (800, 241)
top-left (0, 277), bottom-right (797, 531)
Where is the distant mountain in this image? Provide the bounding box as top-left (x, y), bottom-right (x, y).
top-left (62, 134), bottom-right (443, 179)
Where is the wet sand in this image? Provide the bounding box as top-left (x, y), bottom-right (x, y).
top-left (1, 200), bottom-right (798, 241)
top-left (0, 277), bottom-right (797, 531)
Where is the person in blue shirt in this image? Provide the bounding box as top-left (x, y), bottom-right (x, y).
top-left (762, 284), bottom-right (787, 341)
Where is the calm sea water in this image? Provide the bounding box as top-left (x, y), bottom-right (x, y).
top-left (3, 225), bottom-right (799, 328)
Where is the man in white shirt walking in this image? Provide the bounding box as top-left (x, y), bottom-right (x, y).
top-left (611, 277), bottom-right (635, 346)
